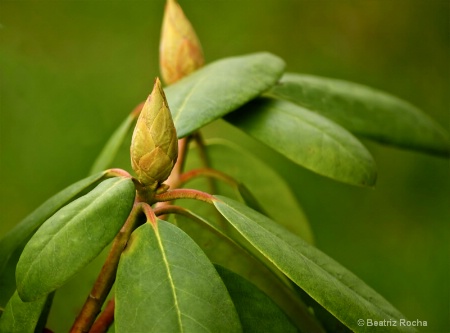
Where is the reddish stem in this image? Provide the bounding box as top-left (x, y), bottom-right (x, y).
top-left (89, 299), bottom-right (115, 333)
top-left (178, 167), bottom-right (237, 188)
top-left (155, 137), bottom-right (190, 219)
top-left (141, 202), bottom-right (158, 227)
top-left (169, 137), bottom-right (190, 186)
top-left (70, 202), bottom-right (145, 333)
top-left (154, 188), bottom-right (215, 204)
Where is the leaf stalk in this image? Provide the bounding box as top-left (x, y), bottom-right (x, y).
top-left (69, 201), bottom-right (146, 333)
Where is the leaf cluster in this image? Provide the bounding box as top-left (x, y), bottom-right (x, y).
top-left (0, 11), bottom-right (448, 333)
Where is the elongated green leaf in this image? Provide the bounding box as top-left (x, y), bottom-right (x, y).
top-left (226, 97), bottom-right (377, 187)
top-left (215, 265), bottom-right (297, 333)
top-left (90, 113), bottom-right (136, 175)
top-left (185, 139), bottom-right (314, 243)
top-left (213, 196), bottom-right (416, 333)
top-left (165, 52), bottom-right (285, 138)
top-left (16, 177), bottom-right (135, 302)
top-left (87, 53), bottom-right (284, 172)
top-left (0, 291), bottom-right (51, 333)
top-left (0, 172), bottom-right (107, 306)
top-left (269, 73), bottom-right (450, 156)
top-left (0, 171), bottom-right (107, 274)
top-left (115, 221), bottom-right (242, 333)
top-left (173, 214), bottom-right (324, 333)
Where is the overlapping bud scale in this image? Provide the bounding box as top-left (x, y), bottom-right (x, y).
top-left (130, 78), bottom-right (178, 190)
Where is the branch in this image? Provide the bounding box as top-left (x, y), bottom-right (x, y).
top-left (154, 137), bottom-right (190, 219)
top-left (178, 167), bottom-right (238, 188)
top-left (70, 202), bottom-right (145, 333)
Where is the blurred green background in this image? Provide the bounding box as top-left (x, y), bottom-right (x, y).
top-left (1, 0), bottom-right (448, 332)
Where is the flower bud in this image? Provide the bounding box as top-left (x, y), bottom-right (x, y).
top-left (130, 78), bottom-right (178, 190)
top-left (160, 0), bottom-right (204, 85)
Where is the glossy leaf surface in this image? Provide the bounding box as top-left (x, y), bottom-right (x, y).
top-left (165, 52), bottom-right (285, 138)
top-left (226, 97), bottom-right (377, 187)
top-left (115, 221), bottom-right (241, 333)
top-left (185, 139), bottom-right (314, 243)
top-left (215, 265), bottom-right (297, 333)
top-left (0, 172), bottom-right (107, 306)
top-left (269, 73), bottom-right (450, 156)
top-left (213, 196), bottom-right (416, 333)
top-left (0, 292), bottom-right (50, 333)
top-left (90, 113), bottom-right (136, 175)
top-left (16, 177), bottom-right (135, 302)
top-left (173, 213), bottom-right (323, 333)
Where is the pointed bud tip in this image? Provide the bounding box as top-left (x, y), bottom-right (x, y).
top-left (152, 77), bottom-right (166, 101)
top-left (154, 77), bottom-right (162, 89)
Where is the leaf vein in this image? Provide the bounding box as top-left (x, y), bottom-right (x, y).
top-left (172, 74), bottom-right (210, 125)
top-left (154, 229), bottom-right (184, 332)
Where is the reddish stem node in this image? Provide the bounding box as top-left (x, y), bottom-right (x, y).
top-left (140, 202), bottom-right (158, 227)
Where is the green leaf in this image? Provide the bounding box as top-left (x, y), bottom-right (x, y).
top-left (16, 177), bottom-right (135, 302)
top-left (269, 73), bottom-right (450, 156)
top-left (0, 238), bottom-right (29, 308)
top-left (213, 196), bottom-right (417, 333)
top-left (87, 53), bottom-right (285, 171)
top-left (0, 291), bottom-right (52, 333)
top-left (173, 213), bottom-right (324, 333)
top-left (0, 172), bottom-right (107, 274)
top-left (0, 172), bottom-right (107, 305)
top-left (33, 292), bottom-right (53, 333)
top-left (165, 52), bottom-right (285, 138)
top-left (115, 221), bottom-right (242, 333)
top-left (44, 245), bottom-right (114, 332)
top-left (226, 97), bottom-right (377, 187)
top-left (295, 288), bottom-right (351, 333)
top-left (90, 113), bottom-right (136, 175)
top-left (215, 265), bottom-right (297, 333)
top-left (235, 183), bottom-right (269, 216)
top-left (185, 139), bottom-right (314, 243)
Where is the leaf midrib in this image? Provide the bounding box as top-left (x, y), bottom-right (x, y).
top-left (275, 74), bottom-right (446, 143)
top-left (172, 73), bottom-right (210, 126)
top-left (270, 101), bottom-right (373, 179)
top-left (154, 226), bottom-right (184, 333)
top-left (219, 201), bottom-right (401, 323)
